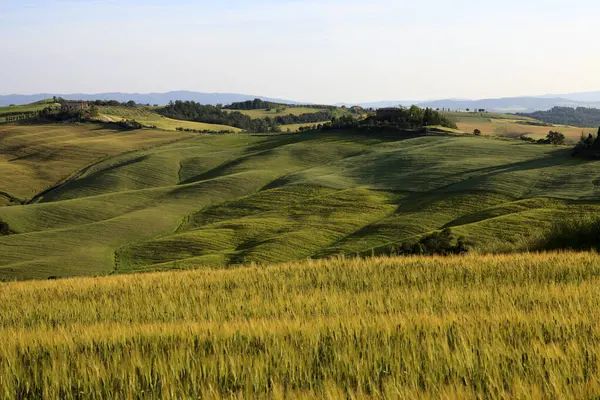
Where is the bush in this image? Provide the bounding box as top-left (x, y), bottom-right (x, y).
top-left (546, 130), bottom-right (566, 145)
top-left (0, 219), bottom-right (12, 236)
top-left (117, 119), bottom-right (143, 130)
top-left (387, 228), bottom-right (468, 256)
top-left (176, 127), bottom-right (235, 134)
top-left (520, 135), bottom-right (537, 143)
top-left (535, 216), bottom-right (600, 251)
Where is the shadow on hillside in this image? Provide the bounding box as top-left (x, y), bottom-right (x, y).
top-left (37, 155), bottom-right (151, 203)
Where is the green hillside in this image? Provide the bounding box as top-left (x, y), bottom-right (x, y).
top-left (0, 123), bottom-right (192, 204)
top-left (1, 124), bottom-right (600, 280)
top-left (0, 99), bottom-right (60, 123)
top-left (0, 99), bottom-right (57, 116)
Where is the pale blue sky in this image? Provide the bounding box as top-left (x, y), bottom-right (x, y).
top-left (1, 0), bottom-right (599, 103)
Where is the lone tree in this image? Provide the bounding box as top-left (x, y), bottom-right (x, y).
top-left (546, 131), bottom-right (566, 145)
top-left (473, 129), bottom-right (482, 136)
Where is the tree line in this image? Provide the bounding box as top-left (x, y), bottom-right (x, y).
top-left (226, 98), bottom-right (337, 111)
top-left (273, 111), bottom-right (333, 125)
top-left (52, 97), bottom-right (143, 108)
top-left (519, 107), bottom-right (600, 128)
top-left (373, 106), bottom-right (457, 129)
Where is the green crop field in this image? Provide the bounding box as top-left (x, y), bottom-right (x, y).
top-left (2, 124), bottom-right (600, 280)
top-left (2, 252), bottom-right (600, 398)
top-left (0, 123), bottom-right (192, 204)
top-left (98, 106), bottom-right (241, 132)
top-left (447, 112), bottom-right (595, 142)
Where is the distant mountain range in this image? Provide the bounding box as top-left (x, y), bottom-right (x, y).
top-left (342, 92), bottom-right (600, 112)
top-left (0, 91), bottom-right (303, 107)
top-left (3, 90), bottom-right (600, 113)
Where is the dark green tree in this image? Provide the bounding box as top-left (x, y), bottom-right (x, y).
top-left (546, 131), bottom-right (566, 145)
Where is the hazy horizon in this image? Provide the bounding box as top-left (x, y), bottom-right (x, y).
top-left (2, 0), bottom-right (599, 104)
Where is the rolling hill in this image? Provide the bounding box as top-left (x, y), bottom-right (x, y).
top-left (0, 123), bottom-right (192, 204)
top-left (2, 122), bottom-right (600, 280)
top-left (445, 111), bottom-right (596, 142)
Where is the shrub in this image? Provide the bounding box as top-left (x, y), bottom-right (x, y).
top-left (387, 228), bottom-right (468, 256)
top-left (117, 119), bottom-right (143, 130)
top-left (546, 130), bottom-right (565, 145)
top-left (535, 215), bottom-right (600, 251)
top-left (0, 219), bottom-right (12, 236)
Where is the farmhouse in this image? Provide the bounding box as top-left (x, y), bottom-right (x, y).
top-left (62, 101), bottom-right (90, 112)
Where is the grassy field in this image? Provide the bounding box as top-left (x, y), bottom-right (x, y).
top-left (447, 112), bottom-right (595, 142)
top-left (2, 252), bottom-right (600, 398)
top-left (2, 125), bottom-right (600, 280)
top-left (98, 106), bottom-right (241, 132)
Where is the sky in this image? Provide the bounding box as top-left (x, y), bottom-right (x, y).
top-left (1, 0), bottom-right (599, 104)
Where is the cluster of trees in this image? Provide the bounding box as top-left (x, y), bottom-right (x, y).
top-left (516, 120), bottom-right (552, 127)
top-left (520, 130), bottom-right (566, 145)
top-left (38, 104), bottom-right (100, 122)
top-left (226, 99), bottom-right (278, 110)
top-left (225, 98), bottom-right (338, 111)
top-left (296, 125), bottom-right (322, 132)
top-left (384, 229), bottom-right (468, 256)
top-left (176, 127), bottom-right (235, 134)
top-left (519, 107), bottom-right (600, 128)
top-left (373, 106), bottom-right (457, 129)
top-left (53, 97), bottom-right (140, 108)
top-left (39, 106), bottom-right (86, 122)
top-left (573, 128), bottom-right (600, 158)
top-left (575, 129), bottom-right (600, 150)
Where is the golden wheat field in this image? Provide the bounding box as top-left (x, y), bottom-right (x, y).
top-left (2, 252), bottom-right (600, 398)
